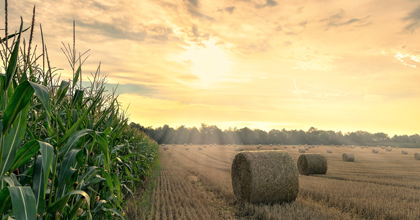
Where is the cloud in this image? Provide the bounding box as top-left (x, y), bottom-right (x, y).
top-left (403, 5), bottom-right (420, 32)
top-left (320, 10), bottom-right (371, 30)
top-left (256, 0), bottom-right (278, 9)
top-left (284, 41), bottom-right (292, 46)
top-left (225, 6), bottom-right (235, 13)
top-left (184, 0), bottom-right (214, 21)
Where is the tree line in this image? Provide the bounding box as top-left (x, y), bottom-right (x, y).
top-left (130, 123), bottom-right (420, 148)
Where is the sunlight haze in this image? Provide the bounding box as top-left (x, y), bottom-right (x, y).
top-left (4, 0), bottom-right (420, 135)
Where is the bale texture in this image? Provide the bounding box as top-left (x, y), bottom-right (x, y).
top-left (297, 154), bottom-right (327, 175)
top-left (327, 150), bottom-right (332, 153)
top-left (198, 147), bottom-right (202, 150)
top-left (414, 153), bottom-right (420, 160)
top-left (299, 148), bottom-right (305, 153)
top-left (342, 153), bottom-right (355, 162)
top-left (372, 149), bottom-right (378, 153)
top-left (185, 148), bottom-right (189, 150)
top-left (284, 146), bottom-right (287, 149)
top-left (231, 151), bottom-right (299, 204)
top-left (402, 150), bottom-right (408, 154)
top-left (292, 146), bottom-right (296, 149)
top-left (274, 148), bottom-right (278, 150)
top-left (164, 147), bottom-right (169, 151)
top-left (386, 147), bottom-right (392, 152)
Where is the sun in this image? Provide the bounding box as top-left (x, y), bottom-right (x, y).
top-left (180, 39), bottom-right (232, 86)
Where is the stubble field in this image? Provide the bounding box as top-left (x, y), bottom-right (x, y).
top-left (133, 145), bottom-right (420, 220)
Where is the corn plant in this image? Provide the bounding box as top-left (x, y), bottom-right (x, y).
top-left (0, 5), bottom-right (158, 220)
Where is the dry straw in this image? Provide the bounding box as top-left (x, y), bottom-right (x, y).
top-left (386, 146), bottom-right (392, 152)
top-left (297, 154), bottom-right (327, 175)
top-left (198, 147), bottom-right (202, 150)
top-left (372, 149), bottom-right (378, 153)
top-left (284, 146), bottom-right (287, 149)
top-left (231, 151), bottom-right (299, 204)
top-left (414, 153), bottom-right (420, 160)
top-left (292, 146), bottom-right (296, 149)
top-left (299, 148), bottom-right (305, 153)
top-left (402, 150), bottom-right (408, 154)
top-left (274, 148), bottom-right (278, 150)
top-left (185, 148), bottom-right (189, 150)
top-left (342, 153), bottom-right (355, 162)
top-left (203, 146), bottom-right (207, 148)
top-left (164, 147), bottom-right (169, 151)
top-left (327, 150), bottom-right (332, 153)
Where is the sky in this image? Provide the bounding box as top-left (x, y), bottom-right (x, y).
top-left (2, 0), bottom-right (420, 135)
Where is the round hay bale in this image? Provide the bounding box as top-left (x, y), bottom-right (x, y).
top-left (396, 146), bottom-right (399, 149)
top-left (198, 147), bottom-right (202, 150)
top-left (299, 148), bottom-right (305, 153)
top-left (342, 153), bottom-right (355, 162)
top-left (381, 146), bottom-right (385, 149)
top-left (231, 151), bottom-right (299, 204)
top-left (164, 147), bottom-right (169, 151)
top-left (185, 148), bottom-right (189, 150)
top-left (327, 150), bottom-right (332, 153)
top-left (414, 153), bottom-right (420, 160)
top-left (257, 146), bottom-right (260, 149)
top-left (274, 148), bottom-right (278, 150)
top-left (284, 146), bottom-right (287, 149)
top-left (372, 149), bottom-right (378, 153)
top-left (402, 150), bottom-right (408, 154)
top-left (297, 154), bottom-right (327, 175)
top-left (172, 144), bottom-right (175, 146)
top-left (203, 146), bottom-right (207, 148)
top-left (386, 146), bottom-right (392, 152)
top-left (239, 147), bottom-right (244, 151)
top-left (305, 147), bottom-right (309, 151)
top-left (292, 146), bottom-right (296, 149)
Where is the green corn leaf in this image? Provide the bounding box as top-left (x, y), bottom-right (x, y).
top-left (68, 195), bottom-right (84, 220)
top-left (0, 26), bottom-right (30, 42)
top-left (119, 153), bottom-right (138, 162)
top-left (57, 149), bottom-right (81, 199)
top-left (96, 132), bottom-right (110, 171)
top-left (9, 140), bottom-right (40, 172)
top-left (110, 173), bottom-right (121, 201)
top-left (73, 65), bottom-right (81, 88)
top-left (0, 187), bottom-right (11, 216)
top-left (33, 155), bottom-right (46, 216)
top-left (71, 89), bottom-right (84, 108)
top-left (8, 186), bottom-right (37, 220)
top-left (103, 208), bottom-right (125, 219)
top-left (99, 168), bottom-right (114, 197)
top-left (59, 129), bottom-right (92, 157)
top-left (29, 81), bottom-right (51, 120)
top-left (4, 17), bottom-right (23, 91)
top-left (0, 104), bottom-right (29, 177)
top-left (46, 190), bottom-right (90, 215)
top-left (55, 81), bottom-right (69, 106)
top-left (39, 141), bottom-right (54, 183)
top-left (2, 80), bottom-right (35, 134)
top-left (57, 96), bottom-right (100, 148)
top-left (0, 176), bottom-right (14, 186)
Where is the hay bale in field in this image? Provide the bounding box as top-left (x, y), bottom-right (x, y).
top-left (185, 148), bottom-right (189, 150)
top-left (231, 151), bottom-right (299, 204)
top-left (164, 147), bottom-right (169, 151)
top-left (284, 146), bottom-right (287, 149)
top-left (386, 146), bottom-right (392, 152)
top-left (361, 147), bottom-right (364, 149)
top-left (172, 144), bottom-right (175, 146)
top-left (297, 154), bottom-right (328, 175)
top-left (327, 150), bottom-right (332, 153)
top-left (402, 150), bottom-right (408, 154)
top-left (342, 153), bottom-right (355, 162)
top-left (274, 148), bottom-right (278, 150)
top-left (292, 146), bottom-right (296, 149)
top-left (396, 146), bottom-right (399, 149)
top-left (414, 153), bottom-right (420, 160)
top-left (235, 147), bottom-right (244, 151)
top-left (257, 146), bottom-right (260, 149)
top-left (203, 146), bottom-right (207, 148)
top-left (372, 149), bottom-right (378, 153)
top-left (381, 146), bottom-right (385, 149)
top-left (198, 147), bottom-right (202, 150)
top-left (305, 147), bottom-right (309, 151)
top-left (299, 148), bottom-right (305, 153)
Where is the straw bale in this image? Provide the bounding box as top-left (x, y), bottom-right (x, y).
top-left (342, 153), bottom-right (355, 162)
top-left (297, 154), bottom-right (327, 175)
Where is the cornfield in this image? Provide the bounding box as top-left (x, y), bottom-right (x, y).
top-left (0, 6), bottom-right (158, 220)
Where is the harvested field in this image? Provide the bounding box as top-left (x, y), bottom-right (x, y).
top-left (134, 145), bottom-right (420, 220)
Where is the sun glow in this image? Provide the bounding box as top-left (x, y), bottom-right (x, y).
top-left (180, 39), bottom-right (232, 86)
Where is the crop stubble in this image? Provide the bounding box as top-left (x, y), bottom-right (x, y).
top-left (137, 145), bottom-right (420, 219)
